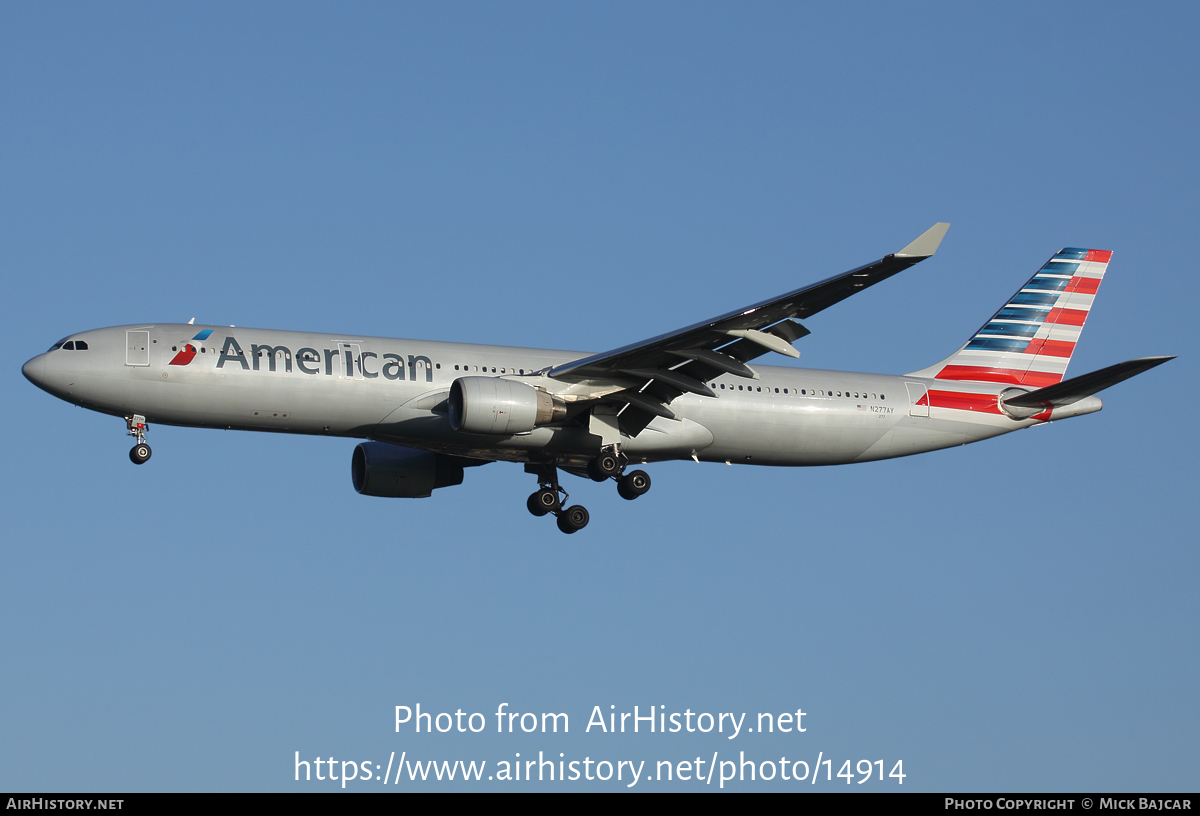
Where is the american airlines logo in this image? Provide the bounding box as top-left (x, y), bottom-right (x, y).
top-left (207, 335), bottom-right (434, 382)
top-left (168, 329), bottom-right (213, 366)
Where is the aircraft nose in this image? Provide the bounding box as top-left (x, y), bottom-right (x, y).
top-left (22, 354), bottom-right (46, 388)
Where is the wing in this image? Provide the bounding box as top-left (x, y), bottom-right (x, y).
top-left (547, 223), bottom-right (949, 432)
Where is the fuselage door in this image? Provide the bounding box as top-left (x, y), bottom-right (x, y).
top-left (126, 331), bottom-right (150, 366)
top-left (905, 381), bottom-right (930, 417)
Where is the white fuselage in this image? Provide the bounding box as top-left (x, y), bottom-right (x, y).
top-left (23, 323), bottom-right (1085, 469)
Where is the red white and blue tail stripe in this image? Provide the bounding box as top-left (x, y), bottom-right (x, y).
top-left (912, 248), bottom-right (1110, 387)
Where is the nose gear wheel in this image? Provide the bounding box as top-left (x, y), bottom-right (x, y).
top-left (125, 415), bottom-right (152, 465)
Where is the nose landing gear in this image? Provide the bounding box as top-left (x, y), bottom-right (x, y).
top-left (525, 463), bottom-right (589, 534)
top-left (126, 415), bottom-right (152, 465)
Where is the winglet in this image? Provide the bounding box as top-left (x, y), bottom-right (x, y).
top-left (896, 222), bottom-right (950, 258)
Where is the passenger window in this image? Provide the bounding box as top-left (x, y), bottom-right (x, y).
top-left (774, 388), bottom-right (779, 393)
top-left (783, 388), bottom-right (788, 394)
top-left (881, 394), bottom-right (886, 400)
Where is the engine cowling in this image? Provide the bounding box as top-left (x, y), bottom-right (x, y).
top-left (351, 442), bottom-right (464, 498)
top-left (448, 377), bottom-right (565, 434)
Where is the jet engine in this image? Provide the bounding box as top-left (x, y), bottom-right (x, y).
top-left (351, 442), bottom-right (465, 498)
top-left (448, 377), bottom-right (566, 435)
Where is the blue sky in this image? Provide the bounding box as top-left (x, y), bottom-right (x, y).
top-left (2, 2), bottom-right (1196, 791)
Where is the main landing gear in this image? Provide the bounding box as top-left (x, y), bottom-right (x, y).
top-left (616, 469), bottom-right (651, 500)
top-left (525, 450), bottom-right (653, 534)
top-left (589, 446), bottom-right (652, 502)
top-left (126, 414), bottom-right (152, 465)
top-left (525, 464), bottom-right (590, 534)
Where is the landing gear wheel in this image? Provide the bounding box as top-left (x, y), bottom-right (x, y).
top-left (527, 488), bottom-right (560, 517)
top-left (556, 505), bottom-right (590, 534)
top-left (129, 443), bottom-right (152, 465)
top-left (587, 451), bottom-right (624, 481)
top-left (617, 469), bottom-right (651, 500)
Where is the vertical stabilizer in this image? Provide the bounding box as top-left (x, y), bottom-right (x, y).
top-left (908, 248), bottom-right (1111, 386)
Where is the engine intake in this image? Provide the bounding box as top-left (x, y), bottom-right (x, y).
top-left (351, 442), bottom-right (465, 498)
top-left (448, 377), bottom-right (565, 434)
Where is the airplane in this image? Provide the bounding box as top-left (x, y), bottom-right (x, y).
top-left (22, 223), bottom-right (1173, 534)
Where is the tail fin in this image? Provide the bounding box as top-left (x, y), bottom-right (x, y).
top-left (908, 248), bottom-right (1112, 386)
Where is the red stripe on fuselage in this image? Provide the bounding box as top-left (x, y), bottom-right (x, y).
top-left (927, 390), bottom-right (1002, 414)
top-left (935, 365), bottom-right (1064, 387)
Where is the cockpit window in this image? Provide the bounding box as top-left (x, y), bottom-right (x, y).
top-left (74, 341), bottom-right (88, 350)
top-left (62, 341), bottom-right (75, 350)
top-left (48, 339), bottom-right (68, 351)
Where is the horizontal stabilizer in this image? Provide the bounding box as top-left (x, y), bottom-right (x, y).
top-left (1002, 356), bottom-right (1174, 408)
